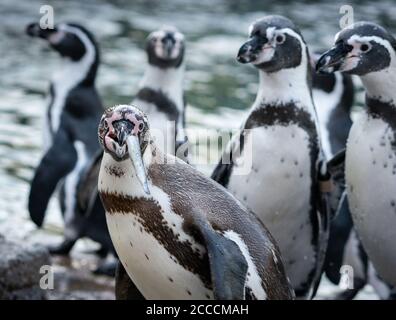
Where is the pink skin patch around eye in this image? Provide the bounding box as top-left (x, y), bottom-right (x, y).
top-left (104, 111), bottom-right (144, 153)
top-left (48, 31), bottom-right (66, 45)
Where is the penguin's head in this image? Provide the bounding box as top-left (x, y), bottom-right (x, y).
top-left (146, 26), bottom-right (185, 68)
top-left (316, 22), bottom-right (396, 76)
top-left (98, 105), bottom-right (151, 194)
top-left (26, 22), bottom-right (98, 63)
top-left (237, 15), bottom-right (307, 73)
top-left (98, 105), bottom-right (150, 162)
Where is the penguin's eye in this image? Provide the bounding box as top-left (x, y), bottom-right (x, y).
top-left (360, 43), bottom-right (372, 53)
top-left (103, 120), bottom-right (109, 130)
top-left (138, 123), bottom-right (144, 131)
top-left (275, 34), bottom-right (286, 44)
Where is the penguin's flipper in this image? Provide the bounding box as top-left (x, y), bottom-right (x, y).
top-left (211, 130), bottom-right (244, 187)
top-left (29, 129), bottom-right (77, 227)
top-left (327, 148), bottom-right (346, 218)
top-left (77, 150), bottom-right (103, 215)
top-left (197, 221), bottom-right (248, 300)
top-left (115, 260), bottom-right (145, 300)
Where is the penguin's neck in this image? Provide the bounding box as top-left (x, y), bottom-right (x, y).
top-left (51, 50), bottom-right (96, 90)
top-left (139, 64), bottom-right (184, 110)
top-left (254, 64), bottom-right (314, 113)
top-left (361, 61), bottom-right (396, 106)
top-left (101, 142), bottom-right (160, 197)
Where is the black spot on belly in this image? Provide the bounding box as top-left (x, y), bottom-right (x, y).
top-left (391, 200), bottom-right (395, 207)
top-left (245, 287), bottom-right (258, 300)
top-left (100, 192), bottom-right (212, 289)
top-left (186, 289), bottom-right (192, 296)
top-left (130, 241), bottom-right (133, 247)
top-left (205, 293), bottom-right (211, 299)
top-left (145, 254), bottom-right (149, 260)
top-left (168, 277), bottom-right (174, 283)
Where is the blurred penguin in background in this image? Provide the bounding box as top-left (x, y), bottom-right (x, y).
top-left (26, 22), bottom-right (116, 275)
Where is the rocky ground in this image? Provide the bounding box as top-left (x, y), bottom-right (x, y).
top-left (0, 223), bottom-right (115, 300)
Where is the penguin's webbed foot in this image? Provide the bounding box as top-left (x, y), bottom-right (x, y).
top-left (48, 238), bottom-right (76, 255)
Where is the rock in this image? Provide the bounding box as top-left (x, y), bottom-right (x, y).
top-left (0, 235), bottom-right (51, 300)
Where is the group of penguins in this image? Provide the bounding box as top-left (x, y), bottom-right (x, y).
top-left (25, 14), bottom-right (396, 300)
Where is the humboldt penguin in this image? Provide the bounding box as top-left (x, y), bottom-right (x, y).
top-left (132, 26), bottom-right (187, 160)
top-left (26, 22), bottom-right (115, 273)
top-left (211, 15), bottom-right (337, 298)
top-left (97, 104), bottom-right (294, 300)
top-left (317, 21), bottom-right (396, 296)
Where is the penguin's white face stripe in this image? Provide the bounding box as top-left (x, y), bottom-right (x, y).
top-left (223, 230), bottom-right (267, 300)
top-left (347, 35), bottom-right (395, 55)
top-left (49, 24), bottom-right (96, 133)
top-left (251, 27), bottom-right (306, 67)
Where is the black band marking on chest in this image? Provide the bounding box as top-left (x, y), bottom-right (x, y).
top-left (212, 103), bottom-right (321, 295)
top-left (136, 87), bottom-right (180, 123)
top-left (367, 97), bottom-right (396, 149)
top-left (100, 191), bottom-right (212, 289)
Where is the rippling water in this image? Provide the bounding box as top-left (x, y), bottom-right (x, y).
top-left (0, 0), bottom-right (395, 299)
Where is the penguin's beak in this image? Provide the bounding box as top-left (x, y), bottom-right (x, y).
top-left (163, 37), bottom-right (174, 58)
top-left (316, 42), bottom-right (351, 74)
top-left (237, 36), bottom-right (265, 63)
top-left (26, 22), bottom-right (58, 40)
top-left (116, 121), bottom-right (129, 147)
top-left (127, 135), bottom-right (150, 195)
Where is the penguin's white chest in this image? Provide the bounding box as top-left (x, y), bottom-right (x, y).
top-left (106, 212), bottom-right (213, 299)
top-left (227, 125), bottom-right (316, 290)
top-left (99, 161), bottom-right (213, 299)
top-left (346, 115), bottom-right (396, 286)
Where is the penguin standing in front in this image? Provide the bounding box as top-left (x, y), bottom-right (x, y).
top-left (96, 104), bottom-right (294, 300)
top-left (212, 15), bottom-right (335, 298)
top-left (132, 26), bottom-right (187, 159)
top-left (26, 22), bottom-right (115, 271)
top-left (317, 21), bottom-right (396, 298)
